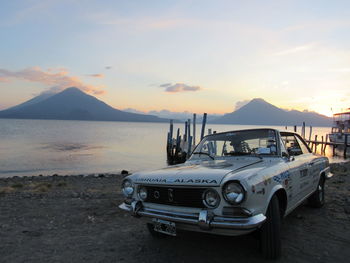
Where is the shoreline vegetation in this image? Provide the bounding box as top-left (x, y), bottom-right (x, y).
top-left (0, 162), bottom-right (349, 262)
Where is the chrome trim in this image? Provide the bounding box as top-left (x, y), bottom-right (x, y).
top-left (211, 214), bottom-right (266, 229)
top-left (198, 210), bottom-right (211, 230)
top-left (202, 189), bottom-right (221, 208)
top-left (326, 172), bottom-right (333, 179)
top-left (131, 200), bottom-right (142, 217)
top-left (222, 181), bottom-right (247, 205)
top-left (137, 186), bottom-right (148, 201)
top-left (119, 201), bottom-right (266, 230)
top-left (320, 167), bottom-right (333, 179)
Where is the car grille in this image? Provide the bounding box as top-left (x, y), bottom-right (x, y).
top-left (142, 186), bottom-right (207, 208)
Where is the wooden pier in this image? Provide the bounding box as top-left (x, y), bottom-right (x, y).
top-left (291, 122), bottom-right (349, 158)
top-left (305, 135), bottom-right (349, 158)
top-left (167, 118), bottom-right (350, 165)
top-left (166, 113), bottom-right (209, 165)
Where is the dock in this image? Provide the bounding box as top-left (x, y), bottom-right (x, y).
top-left (166, 113), bottom-right (209, 165)
top-left (166, 118), bottom-right (350, 165)
top-left (293, 122), bottom-right (349, 158)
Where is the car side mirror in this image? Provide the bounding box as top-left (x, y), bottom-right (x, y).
top-left (282, 152), bottom-right (294, 162)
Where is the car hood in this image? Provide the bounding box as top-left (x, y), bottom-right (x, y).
top-left (130, 159), bottom-right (264, 186)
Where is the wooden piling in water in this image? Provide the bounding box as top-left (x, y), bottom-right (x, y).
top-left (305, 135), bottom-right (349, 158)
top-left (175, 129), bottom-right (180, 157)
top-left (314, 135), bottom-right (318, 153)
top-left (200, 113), bottom-right (207, 140)
top-left (323, 134), bottom-right (328, 153)
top-left (187, 119), bottom-right (192, 146)
top-left (187, 136), bottom-right (192, 158)
top-left (167, 132), bottom-right (170, 152)
top-left (294, 125), bottom-right (297, 132)
top-left (302, 122), bottom-right (305, 138)
top-left (308, 126), bottom-right (313, 146)
top-left (169, 120), bottom-right (174, 143)
top-left (193, 113), bottom-right (196, 147)
top-left (344, 134), bottom-right (348, 158)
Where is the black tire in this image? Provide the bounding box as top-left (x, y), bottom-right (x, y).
top-left (260, 195), bottom-right (281, 260)
top-left (146, 223), bottom-right (168, 238)
top-left (308, 176), bottom-right (325, 208)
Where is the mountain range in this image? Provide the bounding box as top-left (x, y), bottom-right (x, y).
top-left (211, 98), bottom-right (331, 126)
top-left (123, 108), bottom-right (223, 122)
top-left (0, 87), bottom-right (167, 122)
top-left (0, 88), bottom-right (332, 126)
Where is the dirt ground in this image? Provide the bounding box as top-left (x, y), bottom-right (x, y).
top-left (0, 163), bottom-right (350, 263)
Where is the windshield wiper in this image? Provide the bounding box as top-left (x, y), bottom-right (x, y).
top-left (192, 152), bottom-right (215, 160)
top-left (224, 152), bottom-right (249, 156)
top-left (224, 151), bottom-right (263, 160)
top-left (249, 153), bottom-right (263, 160)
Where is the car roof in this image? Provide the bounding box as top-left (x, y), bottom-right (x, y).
top-left (203, 128), bottom-right (303, 138)
top-left (279, 130), bottom-right (302, 136)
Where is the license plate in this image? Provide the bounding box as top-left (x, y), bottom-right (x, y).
top-left (152, 218), bottom-right (176, 236)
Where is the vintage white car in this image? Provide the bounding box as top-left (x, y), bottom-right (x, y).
top-left (119, 128), bottom-right (332, 259)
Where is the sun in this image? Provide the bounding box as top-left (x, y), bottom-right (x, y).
top-left (305, 103), bottom-right (332, 117)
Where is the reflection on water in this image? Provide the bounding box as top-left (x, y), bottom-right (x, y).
top-left (40, 142), bottom-right (104, 152)
top-left (0, 119), bottom-right (348, 177)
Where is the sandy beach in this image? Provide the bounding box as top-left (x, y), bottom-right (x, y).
top-left (0, 163), bottom-right (349, 263)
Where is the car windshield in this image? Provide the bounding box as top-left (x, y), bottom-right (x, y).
top-left (190, 129), bottom-right (278, 159)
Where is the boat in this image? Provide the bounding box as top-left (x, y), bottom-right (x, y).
top-left (329, 109), bottom-right (350, 143)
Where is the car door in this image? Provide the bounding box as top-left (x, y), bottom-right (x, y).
top-left (280, 133), bottom-right (312, 206)
top-left (294, 135), bottom-right (320, 194)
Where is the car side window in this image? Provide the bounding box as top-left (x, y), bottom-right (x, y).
top-left (295, 135), bottom-right (311, 154)
top-left (281, 134), bottom-right (303, 156)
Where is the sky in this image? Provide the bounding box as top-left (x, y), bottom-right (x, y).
top-left (0, 0), bottom-right (350, 117)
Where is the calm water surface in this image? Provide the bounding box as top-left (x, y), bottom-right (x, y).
top-left (0, 119), bottom-right (344, 177)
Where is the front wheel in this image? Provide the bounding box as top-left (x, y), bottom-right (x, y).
top-left (308, 176), bottom-right (325, 208)
top-left (260, 195), bottom-right (281, 260)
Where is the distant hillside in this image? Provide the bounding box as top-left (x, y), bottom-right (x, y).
top-left (124, 108), bottom-right (223, 122)
top-left (0, 87), bottom-right (168, 123)
top-left (211, 98), bottom-right (332, 126)
top-left (6, 92), bottom-right (55, 111)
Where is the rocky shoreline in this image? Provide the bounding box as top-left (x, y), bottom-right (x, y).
top-left (1, 163), bottom-right (350, 263)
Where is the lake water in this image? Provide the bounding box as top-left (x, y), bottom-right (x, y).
top-left (0, 119), bottom-right (344, 178)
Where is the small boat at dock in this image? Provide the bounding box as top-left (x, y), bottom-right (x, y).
top-left (329, 109), bottom-right (350, 143)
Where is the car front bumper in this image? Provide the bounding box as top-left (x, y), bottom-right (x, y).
top-left (119, 201), bottom-right (266, 235)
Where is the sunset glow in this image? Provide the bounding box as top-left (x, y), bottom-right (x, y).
top-left (0, 1), bottom-right (349, 116)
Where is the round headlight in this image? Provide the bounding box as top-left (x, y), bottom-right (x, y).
top-left (203, 189), bottom-right (220, 208)
top-left (138, 186), bottom-right (148, 201)
top-left (121, 179), bottom-right (134, 198)
top-left (223, 182), bottom-right (245, 205)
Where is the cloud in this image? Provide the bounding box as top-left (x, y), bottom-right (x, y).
top-left (160, 83), bottom-right (201, 93)
top-left (105, 66), bottom-right (112, 70)
top-left (0, 1), bottom-right (54, 27)
top-left (273, 43), bottom-right (315, 56)
top-left (86, 73), bottom-right (104, 78)
top-left (0, 67), bottom-right (105, 95)
top-left (159, 83), bottom-right (172, 88)
top-left (0, 76), bottom-right (10, 82)
top-left (234, 100), bottom-right (250, 111)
